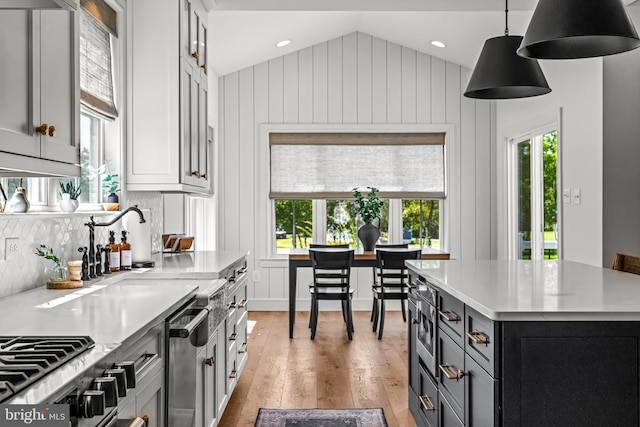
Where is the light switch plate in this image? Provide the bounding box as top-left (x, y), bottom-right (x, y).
top-left (563, 189), bottom-right (571, 204)
top-left (571, 188), bottom-right (581, 204)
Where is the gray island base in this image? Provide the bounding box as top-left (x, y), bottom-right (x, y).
top-left (406, 259), bottom-right (640, 427)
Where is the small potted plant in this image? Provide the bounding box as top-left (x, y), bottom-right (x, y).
top-left (353, 186), bottom-right (383, 251)
top-left (58, 180), bottom-right (81, 212)
top-left (102, 161), bottom-right (120, 210)
top-left (35, 244), bottom-right (68, 283)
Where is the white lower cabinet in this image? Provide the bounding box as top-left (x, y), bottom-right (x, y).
top-left (119, 367), bottom-right (165, 427)
top-left (196, 328), bottom-right (220, 427)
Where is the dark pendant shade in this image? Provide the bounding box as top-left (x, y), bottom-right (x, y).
top-left (518, 0), bottom-right (640, 59)
top-left (464, 35), bottom-right (551, 99)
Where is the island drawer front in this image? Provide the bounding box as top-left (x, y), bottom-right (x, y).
top-left (439, 391), bottom-right (464, 427)
top-left (438, 329), bottom-right (465, 421)
top-left (438, 290), bottom-right (465, 347)
top-left (465, 305), bottom-right (498, 377)
top-left (464, 353), bottom-right (498, 427)
top-left (416, 364), bottom-right (439, 427)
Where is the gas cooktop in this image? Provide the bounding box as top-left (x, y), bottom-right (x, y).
top-left (0, 336), bottom-right (94, 403)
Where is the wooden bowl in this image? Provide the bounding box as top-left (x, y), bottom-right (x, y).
top-left (102, 203), bottom-right (120, 211)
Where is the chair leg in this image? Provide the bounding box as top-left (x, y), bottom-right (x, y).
top-left (310, 296), bottom-right (318, 340)
top-left (370, 296), bottom-right (376, 322)
top-left (401, 299), bottom-right (407, 322)
top-left (346, 298), bottom-right (353, 340)
top-left (372, 297), bottom-right (379, 332)
top-left (341, 300), bottom-right (347, 323)
top-left (378, 300), bottom-right (385, 340)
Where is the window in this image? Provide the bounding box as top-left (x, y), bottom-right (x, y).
top-left (79, 112), bottom-right (104, 203)
top-left (269, 132), bottom-right (446, 254)
top-left (509, 130), bottom-right (558, 260)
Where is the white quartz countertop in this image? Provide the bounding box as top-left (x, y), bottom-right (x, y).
top-left (146, 250), bottom-right (248, 278)
top-left (406, 259), bottom-right (640, 321)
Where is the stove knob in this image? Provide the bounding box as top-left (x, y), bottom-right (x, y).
top-left (82, 390), bottom-right (105, 418)
top-left (105, 368), bottom-right (127, 397)
top-left (93, 377), bottom-right (118, 407)
top-left (116, 361), bottom-right (136, 388)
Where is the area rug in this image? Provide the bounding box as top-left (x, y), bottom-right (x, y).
top-left (255, 408), bottom-right (388, 427)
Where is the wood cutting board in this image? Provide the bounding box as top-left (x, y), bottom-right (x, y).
top-left (47, 279), bottom-right (83, 289)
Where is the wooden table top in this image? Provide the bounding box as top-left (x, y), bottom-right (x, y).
top-left (288, 247), bottom-right (450, 261)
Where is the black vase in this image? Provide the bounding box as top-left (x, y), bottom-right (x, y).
top-left (107, 193), bottom-right (119, 203)
top-left (358, 220), bottom-right (380, 251)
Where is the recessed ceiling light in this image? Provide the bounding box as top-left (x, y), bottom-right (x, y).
top-left (276, 39), bottom-right (291, 48)
top-left (431, 40), bottom-right (446, 48)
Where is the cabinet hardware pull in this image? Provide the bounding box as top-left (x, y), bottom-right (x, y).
top-left (200, 173), bottom-right (207, 179)
top-left (238, 342), bottom-right (247, 353)
top-left (466, 329), bottom-right (489, 346)
top-left (229, 370), bottom-right (237, 379)
top-left (191, 170), bottom-right (200, 177)
top-left (439, 363), bottom-right (465, 381)
top-left (228, 302), bottom-right (236, 309)
top-left (142, 415), bottom-right (149, 426)
top-left (238, 299), bottom-right (247, 308)
top-left (192, 51), bottom-right (199, 59)
top-left (419, 395), bottom-right (435, 412)
top-left (36, 124), bottom-right (48, 135)
top-left (412, 318), bottom-right (419, 324)
top-left (409, 282), bottom-right (417, 288)
top-left (200, 64), bottom-right (206, 71)
top-left (438, 309), bottom-right (461, 323)
top-left (229, 333), bottom-right (237, 341)
top-left (48, 125), bottom-right (56, 137)
top-left (204, 357), bottom-right (214, 366)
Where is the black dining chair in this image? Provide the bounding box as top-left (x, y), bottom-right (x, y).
top-left (372, 248), bottom-right (421, 339)
top-left (308, 248), bottom-right (355, 340)
top-left (370, 244), bottom-right (409, 323)
top-left (309, 243), bottom-right (350, 248)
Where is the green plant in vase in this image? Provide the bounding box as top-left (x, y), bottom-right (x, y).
top-left (35, 244), bottom-right (67, 282)
top-left (353, 187), bottom-right (382, 251)
top-left (58, 180), bottom-right (81, 212)
top-left (101, 160), bottom-right (120, 207)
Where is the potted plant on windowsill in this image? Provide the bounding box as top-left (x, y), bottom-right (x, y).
top-left (102, 161), bottom-right (120, 211)
top-left (58, 180), bottom-right (81, 212)
top-left (353, 186), bottom-right (382, 251)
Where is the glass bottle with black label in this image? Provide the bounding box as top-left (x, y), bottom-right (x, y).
top-left (107, 230), bottom-right (120, 272)
top-left (120, 230), bottom-right (132, 270)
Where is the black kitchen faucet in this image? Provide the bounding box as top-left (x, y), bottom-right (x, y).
top-left (84, 206), bottom-right (145, 278)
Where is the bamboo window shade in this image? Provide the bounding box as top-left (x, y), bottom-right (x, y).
top-left (269, 132), bottom-right (446, 200)
top-left (79, 0), bottom-right (118, 119)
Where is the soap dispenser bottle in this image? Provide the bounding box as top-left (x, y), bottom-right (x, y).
top-left (107, 230), bottom-right (121, 272)
top-left (120, 230), bottom-right (132, 270)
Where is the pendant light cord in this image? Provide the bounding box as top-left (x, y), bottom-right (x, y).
top-left (504, 0), bottom-right (509, 36)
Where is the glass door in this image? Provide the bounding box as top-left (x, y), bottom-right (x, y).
top-left (510, 130), bottom-right (558, 260)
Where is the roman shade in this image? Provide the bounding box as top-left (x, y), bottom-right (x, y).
top-left (269, 132), bottom-right (446, 200)
top-left (79, 2), bottom-right (118, 119)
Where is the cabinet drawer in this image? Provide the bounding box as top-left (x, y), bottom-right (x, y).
top-left (417, 365), bottom-right (438, 427)
top-left (438, 290), bottom-right (465, 346)
top-left (465, 305), bottom-right (498, 377)
top-left (439, 391), bottom-right (464, 427)
top-left (438, 328), bottom-right (465, 421)
top-left (465, 353), bottom-right (498, 427)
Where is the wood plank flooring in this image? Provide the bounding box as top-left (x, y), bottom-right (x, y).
top-left (219, 310), bottom-right (417, 427)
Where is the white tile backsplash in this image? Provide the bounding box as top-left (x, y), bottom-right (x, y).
top-left (0, 192), bottom-right (163, 298)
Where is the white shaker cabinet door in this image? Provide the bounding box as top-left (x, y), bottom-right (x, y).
top-left (39, 9), bottom-right (79, 165)
top-left (0, 10), bottom-right (40, 158)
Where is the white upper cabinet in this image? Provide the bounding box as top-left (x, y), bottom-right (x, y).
top-left (0, 0), bottom-right (78, 11)
top-left (0, 9), bottom-right (80, 176)
top-left (127, 0), bottom-right (212, 194)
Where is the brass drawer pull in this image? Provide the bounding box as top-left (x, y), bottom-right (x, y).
top-left (466, 329), bottom-right (489, 346)
top-left (48, 125), bottom-right (56, 137)
top-left (204, 357), bottom-right (214, 366)
top-left (229, 369), bottom-right (237, 379)
top-left (238, 342), bottom-right (247, 353)
top-left (237, 299), bottom-right (247, 308)
top-left (228, 302), bottom-right (236, 309)
top-left (439, 363), bottom-right (465, 381)
top-left (419, 395), bottom-right (435, 412)
top-left (412, 318), bottom-right (419, 324)
top-left (229, 333), bottom-right (237, 341)
top-left (439, 309), bottom-right (461, 323)
top-left (36, 124), bottom-right (48, 135)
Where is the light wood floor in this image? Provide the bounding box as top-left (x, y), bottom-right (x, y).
top-left (219, 310), bottom-right (417, 427)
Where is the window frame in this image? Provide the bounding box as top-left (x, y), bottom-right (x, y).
top-left (260, 124), bottom-right (454, 260)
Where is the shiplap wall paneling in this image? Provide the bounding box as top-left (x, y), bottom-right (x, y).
top-left (218, 32), bottom-right (496, 310)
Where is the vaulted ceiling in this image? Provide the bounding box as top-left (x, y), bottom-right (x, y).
top-left (209, 0), bottom-right (639, 76)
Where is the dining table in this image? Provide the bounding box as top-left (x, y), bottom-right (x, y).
top-left (287, 246), bottom-right (451, 338)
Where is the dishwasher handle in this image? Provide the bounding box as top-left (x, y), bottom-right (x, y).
top-left (169, 306), bottom-right (210, 339)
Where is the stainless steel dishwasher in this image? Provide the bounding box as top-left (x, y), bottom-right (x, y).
top-left (166, 300), bottom-right (211, 427)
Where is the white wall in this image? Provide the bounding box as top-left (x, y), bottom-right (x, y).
top-left (496, 59), bottom-right (603, 266)
top-left (218, 32), bottom-right (497, 310)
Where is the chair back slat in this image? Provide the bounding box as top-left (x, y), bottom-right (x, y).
top-left (613, 253), bottom-right (640, 275)
top-left (376, 249), bottom-right (421, 288)
top-left (310, 249), bottom-right (354, 288)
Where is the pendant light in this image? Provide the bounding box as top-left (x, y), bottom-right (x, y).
top-left (518, 0), bottom-right (640, 59)
top-left (464, 0), bottom-right (551, 99)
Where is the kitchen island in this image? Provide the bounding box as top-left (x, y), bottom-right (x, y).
top-left (0, 250), bottom-right (248, 427)
top-left (406, 259), bottom-right (640, 427)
